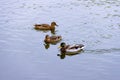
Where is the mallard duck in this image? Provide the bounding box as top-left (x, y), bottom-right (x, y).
top-left (59, 42), bottom-right (84, 54)
top-left (44, 35), bottom-right (62, 44)
top-left (34, 22), bottom-right (58, 30)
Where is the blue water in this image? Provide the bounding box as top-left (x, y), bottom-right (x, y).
top-left (0, 0), bottom-right (120, 80)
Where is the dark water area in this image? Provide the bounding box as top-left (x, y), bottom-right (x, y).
top-left (0, 0), bottom-right (120, 80)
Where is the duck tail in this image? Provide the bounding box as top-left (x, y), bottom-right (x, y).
top-left (79, 44), bottom-right (84, 48)
top-left (76, 44), bottom-right (84, 48)
top-left (58, 36), bottom-right (62, 39)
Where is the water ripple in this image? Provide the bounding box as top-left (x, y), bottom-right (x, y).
top-left (85, 48), bottom-right (120, 54)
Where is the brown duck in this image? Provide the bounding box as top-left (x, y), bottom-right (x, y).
top-left (44, 35), bottom-right (62, 44)
top-left (34, 22), bottom-right (58, 30)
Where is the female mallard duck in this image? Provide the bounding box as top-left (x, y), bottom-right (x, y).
top-left (59, 42), bottom-right (84, 54)
top-left (34, 22), bottom-right (58, 30)
top-left (44, 35), bottom-right (62, 44)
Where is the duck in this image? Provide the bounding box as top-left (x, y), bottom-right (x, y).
top-left (44, 35), bottom-right (62, 44)
top-left (59, 42), bottom-right (84, 54)
top-left (34, 22), bottom-right (58, 30)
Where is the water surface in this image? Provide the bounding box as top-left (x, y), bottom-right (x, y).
top-left (0, 0), bottom-right (120, 80)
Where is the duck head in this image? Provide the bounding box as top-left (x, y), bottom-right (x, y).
top-left (44, 35), bottom-right (50, 43)
top-left (60, 42), bottom-right (66, 53)
top-left (60, 42), bottom-right (66, 47)
top-left (51, 22), bottom-right (58, 27)
top-left (45, 35), bottom-right (49, 39)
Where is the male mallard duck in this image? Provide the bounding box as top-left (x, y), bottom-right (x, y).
top-left (34, 22), bottom-right (58, 30)
top-left (44, 35), bottom-right (62, 44)
top-left (59, 42), bottom-right (84, 54)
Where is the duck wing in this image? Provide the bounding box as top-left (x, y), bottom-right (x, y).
top-left (68, 44), bottom-right (84, 49)
top-left (35, 24), bottom-right (50, 27)
top-left (77, 44), bottom-right (84, 48)
top-left (41, 24), bottom-right (50, 27)
top-left (50, 36), bottom-right (57, 39)
top-left (50, 36), bottom-right (61, 40)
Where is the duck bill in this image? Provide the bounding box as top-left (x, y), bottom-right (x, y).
top-left (58, 46), bottom-right (62, 49)
top-left (56, 24), bottom-right (59, 27)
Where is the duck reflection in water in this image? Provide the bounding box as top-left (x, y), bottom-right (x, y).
top-left (57, 52), bottom-right (66, 59)
top-left (57, 50), bottom-right (84, 59)
top-left (44, 43), bottom-right (50, 49)
top-left (34, 28), bottom-right (56, 34)
top-left (43, 35), bottom-right (62, 49)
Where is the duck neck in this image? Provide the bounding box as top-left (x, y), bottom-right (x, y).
top-left (50, 24), bottom-right (55, 29)
top-left (61, 47), bottom-right (66, 53)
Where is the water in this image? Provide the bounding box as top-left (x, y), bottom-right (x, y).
top-left (0, 0), bottom-right (120, 80)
